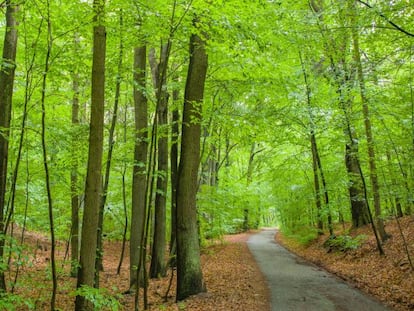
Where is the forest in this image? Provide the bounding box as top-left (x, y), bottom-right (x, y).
top-left (0, 0), bottom-right (413, 310)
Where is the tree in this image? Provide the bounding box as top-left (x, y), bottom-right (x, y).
top-left (349, 0), bottom-right (388, 241)
top-left (75, 0), bottom-right (106, 309)
top-left (70, 34), bottom-right (81, 278)
top-left (176, 26), bottom-right (208, 301)
top-left (129, 44), bottom-right (148, 290)
top-left (0, 0), bottom-right (19, 292)
top-left (149, 42), bottom-right (171, 279)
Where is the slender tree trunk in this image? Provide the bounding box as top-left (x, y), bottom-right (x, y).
top-left (345, 142), bottom-right (369, 227)
top-left (169, 90), bottom-right (180, 267)
top-left (299, 51), bottom-right (332, 235)
top-left (95, 11), bottom-right (124, 286)
top-left (149, 42), bottom-right (171, 279)
top-left (129, 45), bottom-right (148, 290)
top-left (39, 4), bottom-right (58, 308)
top-left (0, 0), bottom-right (18, 292)
top-left (243, 143), bottom-right (256, 231)
top-left (176, 30), bottom-right (208, 301)
top-left (310, 133), bottom-right (324, 233)
top-left (309, 0), bottom-right (369, 230)
top-left (349, 0), bottom-right (388, 241)
top-left (117, 107), bottom-right (129, 275)
top-left (75, 0), bottom-right (106, 309)
top-left (70, 35), bottom-right (80, 278)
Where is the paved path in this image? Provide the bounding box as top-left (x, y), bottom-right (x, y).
top-left (247, 229), bottom-right (392, 311)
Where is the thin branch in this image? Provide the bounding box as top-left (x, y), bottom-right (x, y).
top-left (357, 0), bottom-right (414, 37)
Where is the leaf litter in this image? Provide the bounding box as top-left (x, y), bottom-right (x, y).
top-left (9, 230), bottom-right (270, 310)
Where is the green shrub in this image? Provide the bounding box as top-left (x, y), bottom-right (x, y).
top-left (0, 292), bottom-right (35, 310)
top-left (71, 285), bottom-right (121, 310)
top-left (323, 234), bottom-right (366, 252)
top-left (283, 227), bottom-right (319, 246)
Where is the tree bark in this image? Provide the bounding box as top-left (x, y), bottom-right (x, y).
top-left (0, 0), bottom-right (18, 292)
top-left (75, 1), bottom-right (106, 309)
top-left (39, 5), bottom-right (57, 307)
top-left (176, 31), bottom-right (208, 301)
top-left (95, 11), bottom-right (124, 285)
top-left (345, 142), bottom-right (370, 228)
top-left (70, 35), bottom-right (80, 278)
top-left (129, 45), bottom-right (148, 290)
top-left (149, 43), bottom-right (171, 279)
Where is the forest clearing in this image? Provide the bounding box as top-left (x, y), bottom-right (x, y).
top-left (1, 0), bottom-right (413, 310)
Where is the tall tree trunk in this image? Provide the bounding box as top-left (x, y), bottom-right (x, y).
top-left (39, 4), bottom-right (57, 308)
top-left (310, 133), bottom-right (324, 233)
top-left (349, 0), bottom-right (388, 241)
top-left (129, 45), bottom-right (148, 290)
top-left (149, 42), bottom-right (171, 279)
top-left (75, 0), bottom-right (106, 309)
top-left (176, 30), bottom-right (208, 301)
top-left (299, 51), bottom-right (332, 235)
top-left (310, 0), bottom-right (369, 230)
top-left (0, 0), bottom-right (18, 292)
top-left (95, 11), bottom-right (124, 286)
top-left (169, 89), bottom-right (180, 267)
top-left (345, 142), bottom-right (370, 227)
top-left (70, 34), bottom-right (80, 278)
top-left (117, 108), bottom-right (129, 275)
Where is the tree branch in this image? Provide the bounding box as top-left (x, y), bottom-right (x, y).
top-left (357, 0), bottom-right (414, 37)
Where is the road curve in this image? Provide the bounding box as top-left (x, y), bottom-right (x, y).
top-left (247, 229), bottom-right (392, 311)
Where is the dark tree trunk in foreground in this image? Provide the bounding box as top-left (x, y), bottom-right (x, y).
top-left (0, 0), bottom-right (18, 292)
top-left (129, 45), bottom-right (148, 290)
top-left (75, 0), bottom-right (106, 309)
top-left (176, 31), bottom-right (208, 301)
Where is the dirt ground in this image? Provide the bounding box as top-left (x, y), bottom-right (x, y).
top-left (9, 230), bottom-right (270, 310)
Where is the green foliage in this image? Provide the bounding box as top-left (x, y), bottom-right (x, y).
top-left (282, 227), bottom-right (319, 246)
top-left (0, 292), bottom-right (35, 311)
top-left (72, 285), bottom-right (121, 311)
top-left (323, 235), bottom-right (367, 253)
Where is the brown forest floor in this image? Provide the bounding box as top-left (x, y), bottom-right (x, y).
top-left (276, 215), bottom-right (414, 311)
top-left (10, 230), bottom-right (270, 310)
top-left (8, 216), bottom-right (414, 310)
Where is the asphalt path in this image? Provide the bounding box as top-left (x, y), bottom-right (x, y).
top-left (247, 229), bottom-right (392, 311)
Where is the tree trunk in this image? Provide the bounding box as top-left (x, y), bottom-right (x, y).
top-left (149, 43), bottom-right (171, 279)
top-left (95, 12), bottom-right (124, 285)
top-left (129, 45), bottom-right (148, 290)
top-left (39, 5), bottom-right (57, 308)
top-left (349, 0), bottom-right (388, 241)
top-left (75, 1), bottom-right (106, 309)
top-left (310, 133), bottom-right (324, 233)
top-left (169, 87), bottom-right (180, 268)
top-left (299, 51), bottom-right (332, 235)
top-left (345, 142), bottom-right (369, 228)
top-left (0, 0), bottom-right (19, 292)
top-left (70, 35), bottom-right (80, 278)
top-left (176, 31), bottom-right (208, 301)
